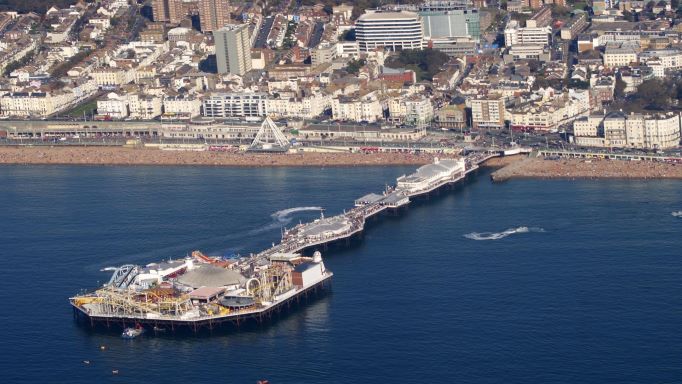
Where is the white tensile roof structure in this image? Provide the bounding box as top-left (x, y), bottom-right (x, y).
top-left (248, 117), bottom-right (290, 152)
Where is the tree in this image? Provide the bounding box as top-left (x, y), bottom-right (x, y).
top-left (551, 5), bottom-right (572, 19)
top-left (673, 0), bottom-right (680, 9)
top-left (345, 59), bottom-right (366, 75)
top-left (50, 49), bottom-right (91, 78)
top-left (622, 10), bottom-right (635, 22)
top-left (635, 79), bottom-right (675, 110)
top-left (614, 74), bottom-right (627, 98)
top-left (385, 49), bottom-right (450, 81)
top-left (341, 29), bottom-right (356, 42)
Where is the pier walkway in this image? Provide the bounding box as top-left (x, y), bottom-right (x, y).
top-left (236, 152), bottom-right (502, 270)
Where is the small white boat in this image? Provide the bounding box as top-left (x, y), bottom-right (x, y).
top-left (121, 327), bottom-right (144, 339)
top-left (672, 211), bottom-right (682, 217)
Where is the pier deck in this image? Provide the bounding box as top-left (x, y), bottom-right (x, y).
top-left (256, 152), bottom-right (502, 260)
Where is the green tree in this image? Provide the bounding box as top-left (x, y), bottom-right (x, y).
top-left (385, 49), bottom-right (450, 81)
top-left (635, 79), bottom-right (675, 110)
top-left (341, 29), bottom-right (356, 42)
top-left (345, 59), bottom-right (366, 75)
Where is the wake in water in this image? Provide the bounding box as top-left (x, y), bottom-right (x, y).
top-left (672, 211), bottom-right (682, 217)
top-left (271, 206), bottom-right (324, 224)
top-left (245, 206), bottom-right (324, 235)
top-left (464, 226), bottom-right (545, 241)
top-left (93, 206), bottom-right (324, 269)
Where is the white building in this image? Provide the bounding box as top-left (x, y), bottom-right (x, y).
top-left (508, 103), bottom-right (565, 132)
top-left (202, 93), bottom-right (268, 119)
top-left (504, 20), bottom-right (551, 47)
top-left (332, 93), bottom-right (383, 122)
top-left (0, 87), bottom-right (90, 118)
top-left (92, 68), bottom-right (129, 87)
top-left (603, 41), bottom-right (639, 67)
top-left (507, 44), bottom-right (550, 61)
top-left (396, 158), bottom-right (466, 193)
top-left (312, 42), bottom-right (337, 66)
top-left (470, 95), bottom-right (506, 129)
top-left (96, 92), bottom-right (129, 119)
top-left (128, 94), bottom-right (162, 120)
top-left (639, 49), bottom-right (682, 78)
top-left (389, 96), bottom-right (434, 127)
top-left (337, 41), bottom-right (360, 58)
top-left (0, 92), bottom-right (56, 117)
top-left (574, 112), bottom-right (682, 149)
top-left (266, 93), bottom-right (332, 120)
top-left (356, 11), bottom-right (424, 52)
top-left (163, 95), bottom-right (202, 118)
top-left (573, 114), bottom-right (603, 137)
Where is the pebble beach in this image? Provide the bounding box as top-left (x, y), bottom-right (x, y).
top-left (491, 157), bottom-right (682, 181)
top-left (3, 147), bottom-right (681, 180)
top-left (0, 146), bottom-right (437, 167)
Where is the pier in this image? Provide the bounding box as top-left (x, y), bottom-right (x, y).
top-left (70, 150), bottom-right (510, 333)
top-left (254, 156), bottom-right (489, 260)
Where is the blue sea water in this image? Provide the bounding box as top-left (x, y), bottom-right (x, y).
top-left (0, 165), bottom-right (681, 384)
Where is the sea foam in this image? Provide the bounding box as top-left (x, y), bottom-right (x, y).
top-left (464, 226), bottom-right (545, 241)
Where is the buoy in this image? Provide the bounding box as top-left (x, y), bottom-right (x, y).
top-left (100, 345), bottom-right (107, 350)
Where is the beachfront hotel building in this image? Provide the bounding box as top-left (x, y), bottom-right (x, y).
top-left (202, 93), bottom-right (268, 119)
top-left (331, 93), bottom-right (384, 123)
top-left (470, 94), bottom-right (506, 129)
top-left (573, 112), bottom-right (682, 149)
top-left (355, 11), bottom-right (424, 52)
top-left (0, 92), bottom-right (56, 117)
top-left (266, 94), bottom-right (332, 120)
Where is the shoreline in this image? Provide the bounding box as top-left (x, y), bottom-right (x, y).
top-left (2, 146), bottom-right (681, 180)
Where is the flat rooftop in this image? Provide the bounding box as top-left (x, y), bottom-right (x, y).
top-left (298, 217), bottom-right (352, 237)
top-left (358, 11), bottom-right (419, 21)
